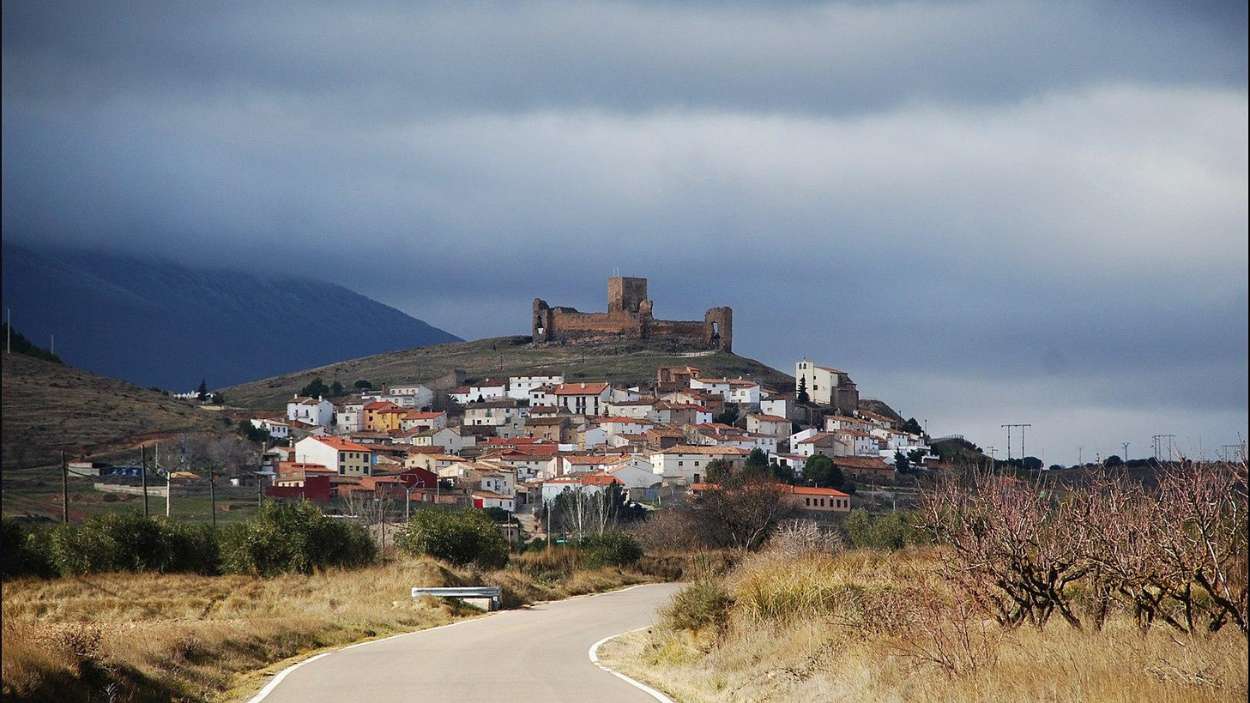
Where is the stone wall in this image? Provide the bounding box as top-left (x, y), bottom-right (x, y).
top-left (531, 278), bottom-right (732, 351)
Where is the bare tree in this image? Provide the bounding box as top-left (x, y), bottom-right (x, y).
top-left (919, 467), bottom-right (1087, 628)
top-left (682, 477), bottom-right (794, 551)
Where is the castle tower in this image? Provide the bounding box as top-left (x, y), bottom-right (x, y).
top-left (607, 277), bottom-right (648, 314)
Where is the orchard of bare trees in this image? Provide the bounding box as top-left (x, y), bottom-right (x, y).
top-left (920, 460), bottom-right (1248, 638)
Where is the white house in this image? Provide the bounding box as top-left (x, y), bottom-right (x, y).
top-left (726, 379), bottom-right (762, 406)
top-left (387, 384), bottom-right (434, 408)
top-left (606, 399), bottom-right (657, 419)
top-left (598, 417), bottom-right (655, 436)
top-left (689, 377), bottom-right (731, 397)
top-left (508, 375), bottom-right (564, 400)
top-left (795, 359), bottom-right (858, 412)
top-left (287, 395), bottom-right (334, 427)
top-left (410, 427), bottom-right (476, 454)
top-left (472, 492), bottom-right (515, 512)
top-left (334, 402), bottom-right (364, 434)
top-left (648, 445), bottom-right (748, 484)
top-left (539, 474), bottom-right (622, 504)
top-left (250, 417), bottom-right (290, 440)
top-left (606, 459), bottom-right (663, 491)
top-left (746, 414), bottom-right (791, 438)
top-left (400, 410), bottom-right (447, 432)
top-left (551, 382), bottom-right (611, 416)
top-left (832, 429), bottom-right (880, 456)
top-left (467, 379), bottom-right (507, 402)
top-left (463, 401), bottom-right (527, 427)
top-left (292, 436), bottom-right (375, 476)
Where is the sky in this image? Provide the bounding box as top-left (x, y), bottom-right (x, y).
top-left (3, 0), bottom-right (1247, 464)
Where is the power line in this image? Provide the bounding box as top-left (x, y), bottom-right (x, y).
top-left (1000, 424), bottom-right (1032, 460)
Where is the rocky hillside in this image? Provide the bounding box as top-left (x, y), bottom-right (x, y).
top-left (1, 352), bottom-right (224, 470)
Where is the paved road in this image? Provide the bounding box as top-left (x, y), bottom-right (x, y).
top-left (256, 582), bottom-right (682, 703)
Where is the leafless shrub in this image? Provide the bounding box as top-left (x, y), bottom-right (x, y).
top-left (919, 467), bottom-right (1087, 628)
top-left (1073, 461), bottom-right (1248, 636)
top-left (890, 590), bottom-right (1003, 678)
top-left (925, 461), bottom-right (1248, 638)
top-left (768, 520), bottom-right (844, 558)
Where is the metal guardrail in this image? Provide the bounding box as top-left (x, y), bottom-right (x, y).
top-left (411, 586), bottom-right (502, 610)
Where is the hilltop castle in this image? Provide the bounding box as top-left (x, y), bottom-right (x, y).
top-left (532, 277), bottom-right (732, 351)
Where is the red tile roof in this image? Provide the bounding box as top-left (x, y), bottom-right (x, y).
top-left (551, 382), bottom-right (610, 396)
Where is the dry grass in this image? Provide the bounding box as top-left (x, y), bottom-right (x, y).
top-left (1, 554), bottom-right (658, 702)
top-left (601, 547), bottom-right (1249, 703)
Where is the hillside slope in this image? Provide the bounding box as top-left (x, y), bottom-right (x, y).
top-left (1, 352), bottom-right (224, 469)
top-left (226, 336), bottom-right (795, 409)
top-left (2, 243), bottom-right (461, 389)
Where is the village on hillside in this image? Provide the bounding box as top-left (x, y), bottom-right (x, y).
top-left (48, 277), bottom-right (956, 535)
top-left (73, 356), bottom-right (944, 533)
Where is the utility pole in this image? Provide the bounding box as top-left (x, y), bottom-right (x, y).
top-left (404, 485), bottom-right (413, 522)
top-left (5, 307), bottom-right (10, 354)
top-left (1001, 424), bottom-right (1032, 460)
top-left (49, 334), bottom-right (54, 356)
top-left (209, 469), bottom-right (217, 529)
top-left (1153, 434), bottom-right (1176, 462)
top-left (1121, 442), bottom-right (1130, 461)
top-left (160, 443), bottom-right (171, 518)
top-left (1078, 446), bottom-right (1083, 465)
top-left (140, 444), bottom-right (150, 518)
top-left (61, 451), bottom-right (69, 523)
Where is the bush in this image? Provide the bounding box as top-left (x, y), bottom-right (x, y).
top-left (396, 508), bottom-right (509, 569)
top-left (0, 519), bottom-right (56, 578)
top-left (843, 509), bottom-right (925, 550)
top-left (219, 502), bottom-right (375, 576)
top-left (577, 532), bottom-right (643, 568)
top-left (664, 580), bottom-right (734, 632)
top-left (44, 513), bottom-right (220, 575)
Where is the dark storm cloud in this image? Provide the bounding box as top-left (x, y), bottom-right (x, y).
top-left (3, 1), bottom-right (1246, 462)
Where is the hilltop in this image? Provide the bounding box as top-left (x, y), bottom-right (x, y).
top-left (225, 336), bottom-right (795, 410)
top-left (2, 242), bottom-right (460, 389)
top-left (1, 352), bottom-right (225, 470)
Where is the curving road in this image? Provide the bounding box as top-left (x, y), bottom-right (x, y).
top-left (251, 582), bottom-right (682, 703)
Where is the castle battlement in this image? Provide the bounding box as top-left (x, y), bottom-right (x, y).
top-left (532, 277), bottom-right (732, 351)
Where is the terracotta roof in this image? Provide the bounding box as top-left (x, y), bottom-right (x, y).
top-left (551, 382), bottom-right (610, 395)
top-left (749, 414), bottom-right (789, 423)
top-left (784, 484), bottom-right (851, 497)
top-left (312, 436), bottom-right (373, 452)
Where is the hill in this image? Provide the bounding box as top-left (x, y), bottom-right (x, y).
top-left (1, 352), bottom-right (224, 470)
top-left (1, 242), bottom-right (461, 390)
top-left (225, 335), bottom-right (795, 410)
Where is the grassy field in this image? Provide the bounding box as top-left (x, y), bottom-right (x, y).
top-left (600, 547), bottom-right (1249, 703)
top-left (223, 335), bottom-right (795, 409)
top-left (1, 353), bottom-right (224, 470)
top-left (1, 549), bottom-right (683, 702)
top-left (2, 464), bottom-right (261, 525)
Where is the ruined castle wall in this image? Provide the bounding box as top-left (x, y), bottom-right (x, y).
top-left (649, 320), bottom-right (705, 338)
top-left (549, 310), bottom-right (644, 338)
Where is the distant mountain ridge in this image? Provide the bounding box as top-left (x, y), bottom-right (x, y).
top-left (1, 243), bottom-right (461, 389)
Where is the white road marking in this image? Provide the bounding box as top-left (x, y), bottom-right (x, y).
top-left (588, 627), bottom-right (676, 703)
top-left (246, 582), bottom-right (664, 702)
top-left (244, 652), bottom-right (332, 703)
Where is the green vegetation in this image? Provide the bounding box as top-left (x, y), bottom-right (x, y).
top-left (219, 502), bottom-right (375, 576)
top-left (396, 508), bottom-right (510, 569)
top-left (577, 531), bottom-right (643, 568)
top-left (3, 504), bottom-right (374, 579)
top-left (803, 454), bottom-right (844, 488)
top-left (843, 508), bottom-right (926, 550)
